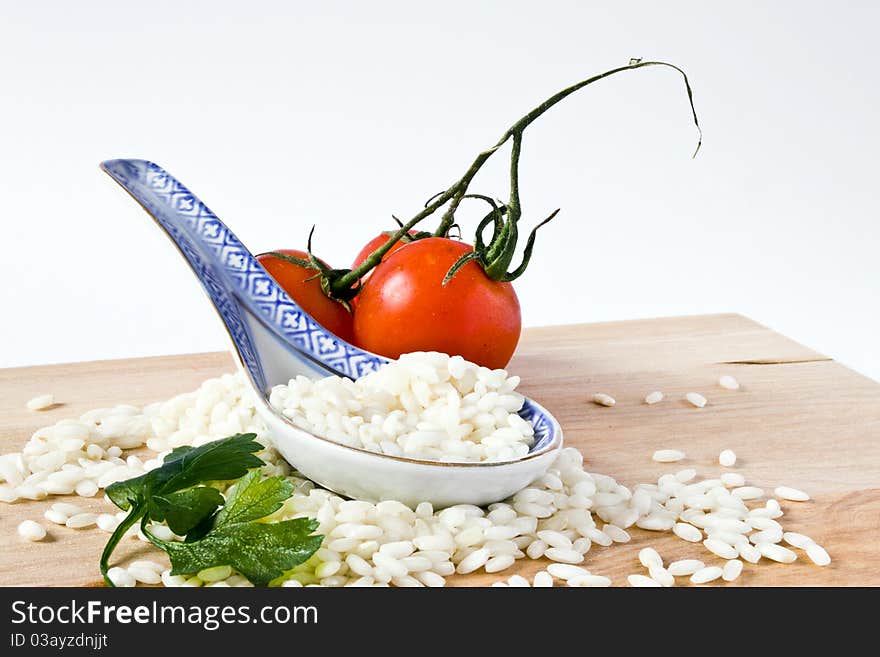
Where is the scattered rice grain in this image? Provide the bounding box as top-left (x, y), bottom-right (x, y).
top-left (719, 449), bottom-right (737, 467)
top-left (628, 574), bottom-right (661, 587)
top-left (652, 449), bottom-right (686, 463)
top-left (690, 566), bottom-right (722, 584)
top-left (17, 519), bottom-right (46, 541)
top-left (26, 394), bottom-right (55, 411)
top-left (668, 559), bottom-right (704, 576)
top-left (774, 486), bottom-right (810, 502)
top-left (718, 375), bottom-right (740, 390)
top-left (591, 393), bottom-right (616, 407)
top-left (685, 392), bottom-right (707, 408)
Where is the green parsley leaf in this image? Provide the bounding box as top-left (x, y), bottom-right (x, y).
top-left (149, 486), bottom-right (224, 536)
top-left (157, 433), bottom-right (264, 492)
top-left (165, 445), bottom-right (195, 460)
top-left (161, 469), bottom-right (317, 585)
top-left (104, 472), bottom-right (147, 511)
top-left (164, 517), bottom-right (322, 586)
top-left (100, 434), bottom-right (268, 586)
top-left (100, 434), bottom-right (322, 588)
top-left (182, 509), bottom-right (218, 543)
top-left (105, 433), bottom-right (263, 511)
top-left (214, 469), bottom-right (294, 526)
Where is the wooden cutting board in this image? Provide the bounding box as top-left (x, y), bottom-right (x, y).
top-left (1, 314), bottom-right (878, 587)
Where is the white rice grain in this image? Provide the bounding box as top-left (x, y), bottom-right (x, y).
top-left (721, 472), bottom-right (746, 487)
top-left (96, 514), bottom-right (119, 532)
top-left (638, 547), bottom-right (663, 569)
top-left (197, 565), bottom-right (233, 582)
top-left (722, 559), bottom-right (743, 582)
top-left (648, 565), bottom-right (674, 587)
top-left (673, 522), bottom-right (702, 543)
top-left (783, 532), bottom-right (814, 549)
top-left (456, 548), bottom-right (491, 574)
top-left (43, 508), bottom-right (69, 525)
top-left (128, 565), bottom-right (162, 585)
top-left (65, 512), bottom-right (98, 529)
top-left (732, 486), bottom-right (765, 500)
top-left (75, 480), bottom-right (99, 497)
top-left (506, 575), bottom-right (530, 587)
top-left (805, 543), bottom-right (831, 566)
top-left (545, 547), bottom-right (584, 564)
top-left (774, 486), bottom-right (810, 502)
top-left (532, 571), bottom-right (554, 587)
top-left (704, 538), bottom-right (739, 559)
top-left (26, 394), bottom-right (55, 411)
top-left (690, 566), bottom-right (723, 584)
top-left (485, 555), bottom-right (516, 573)
top-left (652, 449), bottom-right (686, 463)
top-left (749, 529), bottom-right (783, 545)
top-left (685, 392), bottom-right (707, 408)
top-left (602, 524), bottom-right (630, 543)
top-left (536, 530), bottom-right (572, 549)
top-left (758, 543), bottom-right (797, 563)
top-left (107, 567), bottom-right (136, 587)
top-left (591, 393), bottom-right (616, 407)
top-left (51, 502), bottom-right (83, 517)
top-left (0, 485), bottom-right (18, 503)
top-left (718, 375), bottom-right (740, 390)
top-left (668, 559), bottom-right (704, 576)
top-left (546, 564), bottom-right (591, 580)
top-left (526, 539), bottom-right (547, 560)
top-left (738, 543), bottom-right (762, 564)
top-left (628, 574), bottom-right (661, 587)
top-left (17, 519), bottom-right (46, 541)
top-left (675, 468), bottom-right (697, 483)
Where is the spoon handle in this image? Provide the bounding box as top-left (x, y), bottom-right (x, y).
top-left (101, 159), bottom-right (387, 391)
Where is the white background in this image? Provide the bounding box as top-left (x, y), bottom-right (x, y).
top-left (1, 1), bottom-right (878, 380)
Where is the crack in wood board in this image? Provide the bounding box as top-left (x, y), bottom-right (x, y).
top-left (718, 358), bottom-right (832, 365)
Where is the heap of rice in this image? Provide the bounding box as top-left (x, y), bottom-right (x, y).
top-left (268, 352), bottom-right (534, 462)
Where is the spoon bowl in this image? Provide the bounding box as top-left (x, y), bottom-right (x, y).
top-left (101, 159), bottom-right (563, 507)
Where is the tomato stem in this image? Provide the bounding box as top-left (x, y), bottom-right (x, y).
top-left (263, 251), bottom-right (314, 269)
top-left (325, 59), bottom-right (702, 298)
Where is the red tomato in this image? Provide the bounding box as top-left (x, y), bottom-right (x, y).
top-left (257, 250), bottom-right (354, 343)
top-left (350, 231), bottom-right (418, 307)
top-left (351, 231), bottom-right (417, 272)
top-left (352, 237), bottom-right (521, 369)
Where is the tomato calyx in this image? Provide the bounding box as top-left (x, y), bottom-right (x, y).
top-left (441, 194), bottom-right (559, 285)
top-left (262, 248), bottom-right (356, 313)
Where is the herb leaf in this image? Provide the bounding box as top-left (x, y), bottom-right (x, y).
top-left (105, 433), bottom-right (263, 511)
top-left (100, 434), bottom-right (322, 587)
top-left (158, 433), bottom-right (264, 492)
top-left (149, 487), bottom-right (224, 536)
top-left (105, 472), bottom-right (149, 511)
top-left (166, 445), bottom-right (194, 460)
top-left (164, 518), bottom-right (322, 586)
top-left (214, 470), bottom-right (294, 527)
top-left (101, 434), bottom-right (269, 586)
top-left (162, 470), bottom-right (316, 585)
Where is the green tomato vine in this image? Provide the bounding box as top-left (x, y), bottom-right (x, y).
top-left (305, 58), bottom-right (702, 302)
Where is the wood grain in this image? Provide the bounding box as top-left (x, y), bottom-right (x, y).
top-left (2, 314), bottom-right (878, 587)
